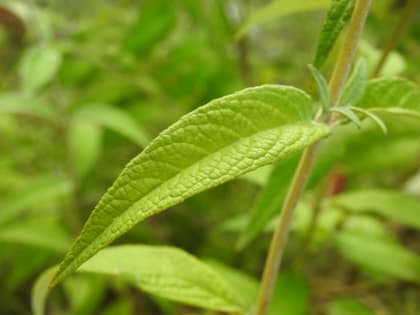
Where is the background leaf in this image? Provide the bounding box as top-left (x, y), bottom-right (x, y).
top-left (68, 119), bottom-right (103, 178)
top-left (73, 104), bottom-right (150, 147)
top-left (237, 0), bottom-right (331, 39)
top-left (331, 189), bottom-right (420, 230)
top-left (19, 45), bottom-right (62, 93)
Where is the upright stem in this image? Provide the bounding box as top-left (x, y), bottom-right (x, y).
top-left (253, 2), bottom-right (372, 315)
top-left (372, 0), bottom-right (418, 77)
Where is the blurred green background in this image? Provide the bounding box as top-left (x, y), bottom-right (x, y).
top-left (0, 0), bottom-right (419, 314)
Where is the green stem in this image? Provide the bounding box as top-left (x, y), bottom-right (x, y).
top-left (372, 0), bottom-right (418, 77)
top-left (253, 1), bottom-right (372, 315)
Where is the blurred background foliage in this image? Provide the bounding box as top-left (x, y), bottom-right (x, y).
top-left (0, 0), bottom-right (419, 314)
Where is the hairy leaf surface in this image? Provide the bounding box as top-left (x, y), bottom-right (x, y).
top-left (51, 85), bottom-right (330, 285)
top-left (314, 0), bottom-right (355, 68)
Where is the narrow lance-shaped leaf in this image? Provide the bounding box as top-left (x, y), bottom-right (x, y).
top-left (50, 85), bottom-right (330, 286)
top-left (314, 0), bottom-right (355, 68)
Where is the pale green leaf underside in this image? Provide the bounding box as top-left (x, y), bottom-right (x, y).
top-left (358, 77), bottom-right (420, 116)
top-left (79, 245), bottom-right (244, 312)
top-left (314, 0), bottom-right (355, 68)
top-left (237, 0), bottom-right (331, 39)
top-left (51, 85), bottom-right (330, 285)
top-left (32, 267), bottom-right (58, 315)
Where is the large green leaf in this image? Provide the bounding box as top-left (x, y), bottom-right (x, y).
top-left (35, 246), bottom-right (246, 314)
top-left (73, 104), bottom-right (150, 147)
top-left (237, 0), bottom-right (331, 39)
top-left (238, 128), bottom-right (345, 248)
top-left (51, 85), bottom-right (330, 286)
top-left (331, 189), bottom-right (420, 230)
top-left (358, 77), bottom-right (420, 118)
top-left (314, 0), bottom-right (355, 68)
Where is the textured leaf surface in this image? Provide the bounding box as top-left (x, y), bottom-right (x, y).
top-left (237, 0), bottom-right (331, 39)
top-left (73, 104), bottom-right (149, 147)
top-left (51, 85), bottom-right (329, 285)
top-left (314, 0), bottom-right (355, 68)
top-left (336, 231), bottom-right (420, 282)
top-left (358, 77), bottom-right (420, 116)
top-left (332, 189), bottom-right (420, 230)
top-left (79, 245), bottom-right (244, 312)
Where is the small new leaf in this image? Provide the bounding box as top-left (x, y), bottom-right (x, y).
top-left (308, 64), bottom-right (329, 111)
top-left (350, 106), bottom-right (387, 134)
top-left (329, 107), bottom-right (361, 128)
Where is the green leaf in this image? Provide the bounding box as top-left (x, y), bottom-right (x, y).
top-left (358, 77), bottom-right (420, 117)
top-left (51, 85), bottom-right (330, 286)
top-left (124, 0), bottom-right (175, 54)
top-left (205, 260), bottom-right (258, 308)
top-left (0, 217), bottom-right (71, 252)
top-left (339, 58), bottom-right (368, 106)
top-left (327, 297), bottom-right (374, 315)
top-left (238, 155), bottom-right (299, 249)
top-left (329, 107), bottom-right (361, 128)
top-left (308, 64), bottom-right (329, 109)
top-left (32, 266), bottom-right (58, 315)
top-left (269, 272), bottom-right (309, 315)
top-left (79, 245), bottom-right (245, 312)
top-left (238, 128), bottom-right (346, 248)
top-left (349, 107), bottom-right (387, 134)
top-left (332, 189), bottom-right (420, 230)
top-left (314, 0), bottom-right (355, 68)
top-left (19, 45), bottom-right (62, 93)
top-left (0, 93), bottom-right (56, 119)
top-left (68, 119), bottom-right (103, 178)
top-left (236, 0), bottom-right (331, 39)
top-left (357, 40), bottom-right (406, 77)
top-left (0, 176), bottom-right (73, 226)
top-left (335, 231), bottom-right (420, 282)
top-left (73, 104), bottom-right (150, 147)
